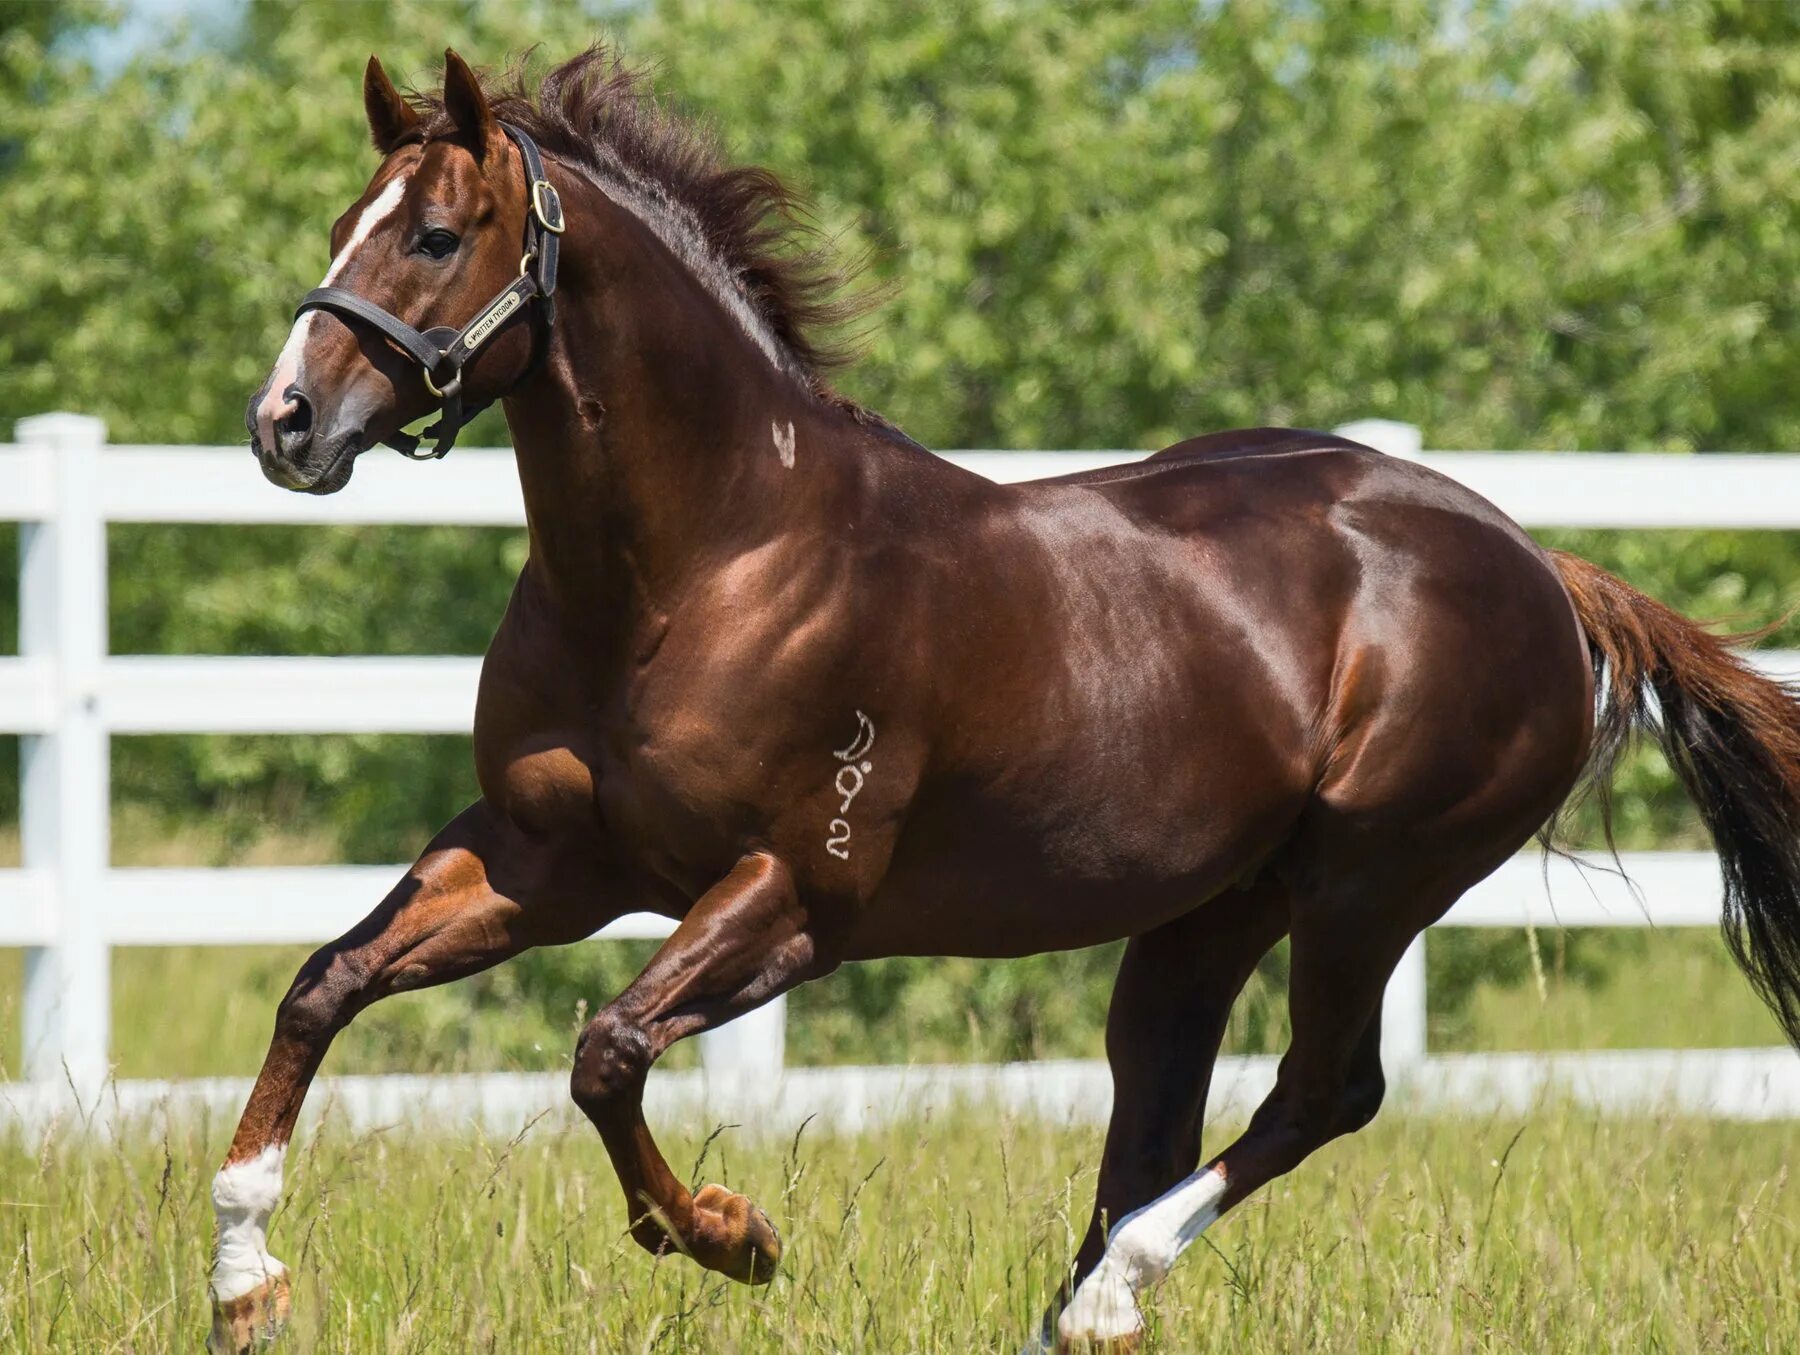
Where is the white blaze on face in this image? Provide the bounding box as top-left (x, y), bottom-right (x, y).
top-left (1056, 1163), bottom-right (1230, 1345)
top-left (210, 1143), bottom-right (288, 1302)
top-left (772, 419), bottom-right (796, 469)
top-left (255, 173), bottom-right (412, 451)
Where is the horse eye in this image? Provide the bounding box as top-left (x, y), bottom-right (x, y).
top-left (418, 228), bottom-right (459, 259)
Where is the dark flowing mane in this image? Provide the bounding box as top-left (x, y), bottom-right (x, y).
top-left (409, 46), bottom-right (877, 407)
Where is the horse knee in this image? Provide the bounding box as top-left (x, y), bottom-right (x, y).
top-left (570, 1005), bottom-right (652, 1115)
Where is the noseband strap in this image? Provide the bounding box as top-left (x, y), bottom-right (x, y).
top-left (295, 122), bottom-right (564, 459)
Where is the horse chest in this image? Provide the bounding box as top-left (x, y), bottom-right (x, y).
top-left (475, 721), bottom-right (743, 891)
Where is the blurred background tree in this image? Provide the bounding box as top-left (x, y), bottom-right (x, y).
top-left (1, 0), bottom-right (1797, 1073)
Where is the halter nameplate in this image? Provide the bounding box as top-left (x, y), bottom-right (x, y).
top-left (463, 289), bottom-right (525, 351)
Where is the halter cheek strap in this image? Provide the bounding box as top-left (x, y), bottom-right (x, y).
top-left (294, 122), bottom-right (564, 459)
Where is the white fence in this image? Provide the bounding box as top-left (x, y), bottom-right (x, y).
top-left (2, 412), bottom-right (1799, 1133)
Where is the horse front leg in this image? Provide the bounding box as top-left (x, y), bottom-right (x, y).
top-left (207, 799), bottom-right (614, 1354)
top-left (570, 851), bottom-right (829, 1285)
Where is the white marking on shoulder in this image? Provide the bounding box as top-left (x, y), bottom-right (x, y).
top-left (1057, 1163), bottom-right (1230, 1345)
top-left (210, 1143), bottom-right (289, 1303)
top-left (258, 172), bottom-right (412, 447)
top-left (773, 419), bottom-right (796, 468)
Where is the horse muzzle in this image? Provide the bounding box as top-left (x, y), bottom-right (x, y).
top-left (247, 382), bottom-right (366, 494)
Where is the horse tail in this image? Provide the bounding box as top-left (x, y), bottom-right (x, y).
top-left (1548, 550), bottom-right (1800, 1049)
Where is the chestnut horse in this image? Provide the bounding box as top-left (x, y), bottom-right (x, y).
top-left (217, 47), bottom-right (1800, 1353)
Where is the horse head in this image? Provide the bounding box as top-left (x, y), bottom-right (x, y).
top-left (248, 50), bottom-right (549, 492)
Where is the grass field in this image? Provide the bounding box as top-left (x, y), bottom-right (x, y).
top-left (2, 1104), bottom-right (1796, 1352)
top-left (3, 820), bottom-right (1795, 1351)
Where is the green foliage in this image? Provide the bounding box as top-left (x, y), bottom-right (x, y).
top-left (2, 1), bottom-right (1798, 1066)
top-left (639, 0), bottom-right (1800, 452)
top-left (105, 521), bottom-right (527, 859)
top-left (8, 0), bottom-right (1797, 445)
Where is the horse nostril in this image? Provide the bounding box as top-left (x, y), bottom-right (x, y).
top-left (274, 386), bottom-right (315, 455)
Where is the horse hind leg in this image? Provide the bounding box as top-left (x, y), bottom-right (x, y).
top-left (1054, 870), bottom-right (1429, 1352)
top-left (1028, 882), bottom-right (1289, 1353)
top-left (1054, 558), bottom-right (1586, 1349)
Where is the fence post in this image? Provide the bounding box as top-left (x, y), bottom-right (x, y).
top-left (697, 992), bottom-right (786, 1094)
top-left (17, 413), bottom-right (111, 1093)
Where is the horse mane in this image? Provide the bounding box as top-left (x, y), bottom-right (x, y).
top-left (408, 45), bottom-right (883, 415)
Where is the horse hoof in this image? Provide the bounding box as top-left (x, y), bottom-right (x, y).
top-left (688, 1182), bottom-right (782, 1284)
top-left (208, 1271), bottom-right (291, 1353)
top-left (1022, 1312), bottom-right (1144, 1355)
top-left (1055, 1279), bottom-right (1145, 1354)
top-left (1055, 1333), bottom-right (1143, 1354)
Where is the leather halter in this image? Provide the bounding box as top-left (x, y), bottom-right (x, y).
top-left (295, 122), bottom-right (564, 459)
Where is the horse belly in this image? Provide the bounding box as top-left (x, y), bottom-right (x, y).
top-left (844, 764), bottom-right (1294, 958)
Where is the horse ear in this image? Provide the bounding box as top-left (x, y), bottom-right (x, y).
top-left (363, 55), bottom-right (420, 152)
top-left (442, 48), bottom-right (496, 159)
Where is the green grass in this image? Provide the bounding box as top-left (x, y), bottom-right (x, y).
top-left (2, 1106), bottom-right (1795, 1352)
top-left (1, 810), bottom-right (1795, 1349)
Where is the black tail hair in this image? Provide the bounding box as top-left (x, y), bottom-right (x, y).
top-left (1552, 551), bottom-right (1800, 1049)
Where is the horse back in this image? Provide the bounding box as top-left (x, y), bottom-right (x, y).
top-left (1030, 426), bottom-right (1373, 489)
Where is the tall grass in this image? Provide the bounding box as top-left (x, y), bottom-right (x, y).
top-left (1, 1106), bottom-right (1793, 1352)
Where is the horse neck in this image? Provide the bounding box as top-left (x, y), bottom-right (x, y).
top-left (498, 196), bottom-right (859, 635)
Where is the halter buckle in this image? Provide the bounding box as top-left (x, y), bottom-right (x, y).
top-left (422, 361), bottom-right (461, 401)
top-left (532, 180), bottom-right (565, 234)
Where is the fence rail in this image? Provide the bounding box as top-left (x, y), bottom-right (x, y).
top-left (3, 413), bottom-right (1798, 1129)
